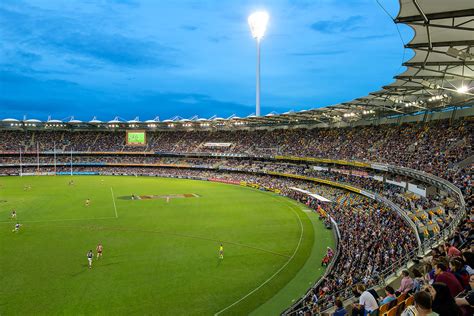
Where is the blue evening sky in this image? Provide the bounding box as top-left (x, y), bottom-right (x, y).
top-left (0, 0), bottom-right (413, 121)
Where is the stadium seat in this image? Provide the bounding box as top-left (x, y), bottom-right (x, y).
top-left (404, 295), bottom-right (414, 307)
top-left (396, 301), bottom-right (406, 315)
top-left (396, 293), bottom-right (407, 304)
top-left (383, 305), bottom-right (398, 316)
top-left (379, 303), bottom-right (390, 314)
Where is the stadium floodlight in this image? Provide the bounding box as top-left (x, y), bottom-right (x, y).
top-left (456, 85), bottom-right (469, 94)
top-left (248, 11), bottom-right (269, 117)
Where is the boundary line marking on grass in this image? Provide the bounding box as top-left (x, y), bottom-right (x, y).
top-left (110, 187), bottom-right (118, 218)
top-left (0, 216), bottom-right (117, 224)
top-left (214, 202), bottom-right (304, 316)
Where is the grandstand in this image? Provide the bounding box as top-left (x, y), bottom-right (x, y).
top-left (1, 0), bottom-right (473, 315)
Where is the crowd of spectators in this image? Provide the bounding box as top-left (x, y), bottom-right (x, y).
top-left (0, 119), bottom-right (471, 179)
top-left (289, 191), bottom-right (418, 312)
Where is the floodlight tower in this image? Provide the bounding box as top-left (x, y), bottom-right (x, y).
top-left (248, 11), bottom-right (269, 117)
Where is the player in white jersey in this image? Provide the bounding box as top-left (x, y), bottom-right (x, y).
top-left (12, 223), bottom-right (20, 232)
top-left (87, 250), bottom-right (94, 268)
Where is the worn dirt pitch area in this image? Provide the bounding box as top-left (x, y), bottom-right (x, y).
top-left (0, 175), bottom-right (334, 315)
top-left (122, 193), bottom-right (200, 200)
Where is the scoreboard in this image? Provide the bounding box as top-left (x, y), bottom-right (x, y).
top-left (126, 130), bottom-right (146, 146)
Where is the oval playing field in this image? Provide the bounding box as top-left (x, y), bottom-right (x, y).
top-left (0, 176), bottom-right (334, 315)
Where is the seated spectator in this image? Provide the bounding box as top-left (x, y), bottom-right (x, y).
top-left (434, 263), bottom-right (464, 297)
top-left (445, 243), bottom-right (462, 258)
top-left (401, 291), bottom-right (435, 316)
top-left (351, 284), bottom-right (378, 316)
top-left (461, 252), bottom-right (474, 275)
top-left (426, 283), bottom-right (461, 316)
top-left (450, 258), bottom-right (470, 290)
top-left (333, 298), bottom-right (347, 316)
top-left (397, 270), bottom-right (414, 295)
top-left (412, 268), bottom-right (426, 293)
top-left (455, 273), bottom-right (474, 316)
top-left (379, 285), bottom-right (396, 305)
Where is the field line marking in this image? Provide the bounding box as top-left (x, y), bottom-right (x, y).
top-left (214, 202), bottom-right (304, 315)
top-left (110, 187), bottom-right (118, 218)
top-left (0, 216), bottom-right (117, 224)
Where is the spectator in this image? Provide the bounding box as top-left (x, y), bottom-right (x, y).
top-left (455, 274), bottom-right (474, 316)
top-left (401, 291), bottom-right (435, 316)
top-left (412, 268), bottom-right (426, 293)
top-left (434, 263), bottom-right (464, 297)
top-left (449, 258), bottom-right (470, 290)
top-left (352, 284), bottom-right (378, 316)
top-left (397, 270), bottom-right (414, 295)
top-left (426, 283), bottom-right (461, 316)
top-left (445, 243), bottom-right (462, 258)
top-left (379, 285), bottom-right (397, 305)
top-left (333, 299), bottom-right (347, 316)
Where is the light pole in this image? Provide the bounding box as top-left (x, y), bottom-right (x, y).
top-left (248, 11), bottom-right (269, 117)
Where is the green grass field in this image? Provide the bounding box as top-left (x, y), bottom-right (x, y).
top-left (0, 176), bottom-right (334, 315)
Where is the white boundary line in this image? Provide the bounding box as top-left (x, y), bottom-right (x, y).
top-left (0, 216), bottom-right (117, 224)
top-left (214, 203), bottom-right (304, 315)
top-left (110, 187), bottom-right (118, 218)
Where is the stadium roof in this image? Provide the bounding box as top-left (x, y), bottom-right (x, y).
top-left (1, 0), bottom-right (473, 130)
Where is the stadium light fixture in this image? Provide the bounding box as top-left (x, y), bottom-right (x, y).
top-left (248, 11), bottom-right (269, 117)
top-left (456, 85), bottom-right (469, 94)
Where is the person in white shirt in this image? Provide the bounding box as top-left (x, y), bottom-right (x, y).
top-left (352, 284), bottom-right (379, 315)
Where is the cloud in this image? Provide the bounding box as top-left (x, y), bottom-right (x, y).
top-left (291, 50), bottom-right (347, 56)
top-left (0, 6), bottom-right (179, 68)
top-left (208, 35), bottom-right (229, 43)
top-left (38, 31), bottom-right (177, 68)
top-left (310, 15), bottom-right (363, 33)
top-left (105, 0), bottom-right (140, 7)
top-left (349, 33), bottom-right (392, 40)
top-left (130, 91), bottom-right (254, 119)
top-left (181, 25), bottom-right (198, 31)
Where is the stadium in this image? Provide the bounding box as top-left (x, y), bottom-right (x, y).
top-left (0, 1), bottom-right (473, 315)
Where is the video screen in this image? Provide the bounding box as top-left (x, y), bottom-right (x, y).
top-left (126, 130), bottom-right (146, 146)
